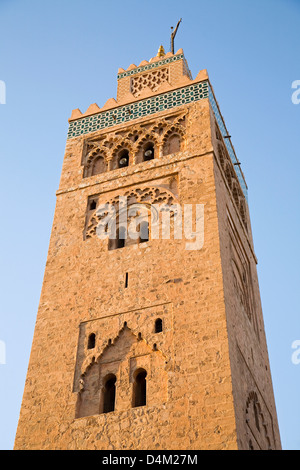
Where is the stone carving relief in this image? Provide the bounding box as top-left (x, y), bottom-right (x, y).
top-left (81, 112), bottom-right (186, 177)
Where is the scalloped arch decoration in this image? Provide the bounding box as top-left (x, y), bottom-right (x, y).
top-left (85, 185), bottom-right (179, 240)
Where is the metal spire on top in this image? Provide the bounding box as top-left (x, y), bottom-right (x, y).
top-left (170, 18), bottom-right (182, 54)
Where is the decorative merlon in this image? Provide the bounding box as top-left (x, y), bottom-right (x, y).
top-left (117, 50), bottom-right (186, 80)
top-left (69, 69), bottom-right (209, 121)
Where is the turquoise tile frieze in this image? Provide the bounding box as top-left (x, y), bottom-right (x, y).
top-left (67, 80), bottom-right (247, 200)
top-left (67, 81), bottom-right (209, 139)
top-left (117, 53), bottom-right (184, 80)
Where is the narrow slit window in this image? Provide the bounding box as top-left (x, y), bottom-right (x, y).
top-left (89, 200), bottom-right (97, 211)
top-left (155, 318), bottom-right (163, 333)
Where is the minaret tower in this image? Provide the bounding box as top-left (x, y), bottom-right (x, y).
top-left (15, 43), bottom-right (281, 450)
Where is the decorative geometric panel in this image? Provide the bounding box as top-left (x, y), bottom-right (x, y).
top-left (131, 68), bottom-right (169, 97)
top-left (85, 185), bottom-right (179, 240)
top-left (117, 53), bottom-right (184, 80)
top-left (67, 81), bottom-right (209, 140)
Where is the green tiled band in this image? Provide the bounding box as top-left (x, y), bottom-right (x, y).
top-left (67, 81), bottom-right (209, 139)
top-left (67, 79), bottom-right (247, 199)
top-left (117, 53), bottom-right (184, 80)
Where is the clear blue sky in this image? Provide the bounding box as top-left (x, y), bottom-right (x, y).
top-left (0, 0), bottom-right (299, 450)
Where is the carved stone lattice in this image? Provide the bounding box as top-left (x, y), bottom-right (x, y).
top-left (85, 185), bottom-right (178, 240)
top-left (130, 68), bottom-right (169, 97)
top-left (82, 112), bottom-right (186, 176)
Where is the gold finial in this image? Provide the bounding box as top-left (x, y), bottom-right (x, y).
top-left (157, 45), bottom-right (165, 57)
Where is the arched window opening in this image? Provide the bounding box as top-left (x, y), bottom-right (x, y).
top-left (254, 401), bottom-right (260, 431)
top-left (139, 221), bottom-right (149, 243)
top-left (155, 318), bottom-right (163, 333)
top-left (132, 369), bottom-right (147, 408)
top-left (102, 375), bottom-right (117, 414)
top-left (117, 226), bottom-right (126, 249)
top-left (91, 156), bottom-right (106, 176)
top-left (89, 200), bottom-right (97, 211)
top-left (135, 140), bottom-right (155, 164)
top-left (143, 142), bottom-right (155, 161)
top-left (118, 150), bottom-right (129, 168)
top-left (108, 225), bottom-right (127, 251)
top-left (87, 333), bottom-right (96, 350)
top-left (163, 134), bottom-right (181, 156)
